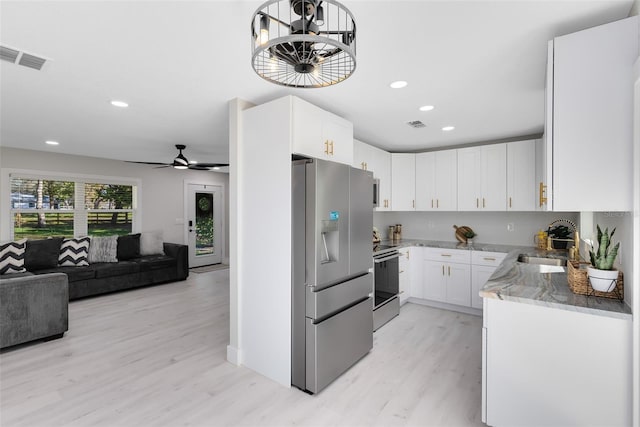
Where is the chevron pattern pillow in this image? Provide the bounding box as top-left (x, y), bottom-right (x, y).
top-left (58, 237), bottom-right (90, 267)
top-left (0, 239), bottom-right (27, 274)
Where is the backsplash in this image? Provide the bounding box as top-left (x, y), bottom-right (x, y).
top-left (374, 211), bottom-right (579, 246)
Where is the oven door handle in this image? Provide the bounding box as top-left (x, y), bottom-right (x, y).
top-left (374, 253), bottom-right (400, 263)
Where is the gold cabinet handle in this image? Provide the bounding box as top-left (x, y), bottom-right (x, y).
top-left (539, 182), bottom-right (547, 207)
top-left (324, 140), bottom-right (330, 155)
top-left (437, 199), bottom-right (439, 208)
top-left (399, 270), bottom-right (405, 274)
top-left (483, 198), bottom-right (486, 208)
top-left (330, 140), bottom-right (334, 155)
top-left (509, 197), bottom-right (512, 208)
top-left (406, 251), bottom-right (410, 260)
top-left (361, 162), bottom-right (366, 170)
top-left (440, 254), bottom-right (452, 257)
top-left (448, 266), bottom-right (451, 276)
top-left (483, 257), bottom-right (496, 261)
top-left (412, 200), bottom-right (415, 208)
top-left (431, 199), bottom-right (434, 208)
top-left (442, 265), bottom-right (445, 276)
top-left (476, 198), bottom-right (479, 208)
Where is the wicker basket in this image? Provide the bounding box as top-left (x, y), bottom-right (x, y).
top-left (567, 260), bottom-right (623, 299)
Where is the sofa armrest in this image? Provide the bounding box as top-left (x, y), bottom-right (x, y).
top-left (163, 243), bottom-right (189, 279)
top-left (0, 272), bottom-right (69, 348)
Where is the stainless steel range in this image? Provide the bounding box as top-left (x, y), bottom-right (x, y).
top-left (372, 244), bottom-right (400, 330)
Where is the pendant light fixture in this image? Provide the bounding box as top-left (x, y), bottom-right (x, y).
top-left (251, 0), bottom-right (356, 88)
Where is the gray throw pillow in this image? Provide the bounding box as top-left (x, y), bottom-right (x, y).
top-left (88, 235), bottom-right (118, 263)
top-left (140, 230), bottom-right (164, 256)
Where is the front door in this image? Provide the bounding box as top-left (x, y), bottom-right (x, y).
top-left (187, 184), bottom-right (222, 267)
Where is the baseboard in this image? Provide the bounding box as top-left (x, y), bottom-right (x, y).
top-left (226, 345), bottom-right (242, 366)
top-left (408, 298), bottom-right (483, 317)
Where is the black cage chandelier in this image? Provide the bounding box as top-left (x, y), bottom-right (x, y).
top-left (251, 0), bottom-right (356, 88)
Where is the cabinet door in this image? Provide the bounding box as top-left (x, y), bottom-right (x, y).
top-left (373, 146), bottom-right (392, 211)
top-left (353, 139), bottom-right (372, 171)
top-left (457, 147), bottom-right (481, 211)
top-left (446, 262), bottom-right (471, 306)
top-left (415, 152), bottom-right (436, 210)
top-left (322, 114), bottom-right (353, 165)
top-left (291, 97), bottom-right (353, 165)
top-left (538, 41), bottom-right (554, 212)
top-left (422, 260), bottom-right (446, 302)
top-left (398, 248), bottom-right (410, 305)
top-left (507, 140), bottom-right (536, 211)
top-left (481, 143), bottom-right (506, 211)
top-left (391, 153), bottom-right (416, 211)
top-left (552, 17), bottom-right (637, 211)
top-left (471, 265), bottom-right (497, 309)
top-left (434, 149), bottom-right (457, 210)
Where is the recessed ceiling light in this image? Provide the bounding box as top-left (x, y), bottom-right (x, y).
top-left (419, 105), bottom-right (434, 112)
top-left (389, 80), bottom-right (407, 89)
top-left (45, 140), bottom-right (59, 145)
top-left (110, 100), bottom-right (129, 108)
top-left (442, 126), bottom-right (455, 132)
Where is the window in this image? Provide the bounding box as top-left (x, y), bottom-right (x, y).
top-left (10, 175), bottom-right (137, 239)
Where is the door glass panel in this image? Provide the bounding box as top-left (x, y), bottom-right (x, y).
top-left (195, 192), bottom-right (214, 256)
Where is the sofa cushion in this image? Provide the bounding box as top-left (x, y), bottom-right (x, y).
top-left (0, 271), bottom-right (34, 280)
top-left (25, 237), bottom-right (64, 270)
top-left (140, 230), bottom-right (165, 256)
top-left (0, 239), bottom-right (27, 275)
top-left (134, 255), bottom-right (176, 272)
top-left (92, 261), bottom-right (140, 279)
top-left (34, 266), bottom-right (96, 282)
top-left (58, 237), bottom-right (90, 267)
top-left (88, 235), bottom-right (118, 263)
top-left (117, 234), bottom-right (141, 260)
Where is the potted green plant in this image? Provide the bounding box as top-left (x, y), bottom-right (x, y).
top-left (587, 225), bottom-right (620, 292)
top-left (548, 224), bottom-right (572, 249)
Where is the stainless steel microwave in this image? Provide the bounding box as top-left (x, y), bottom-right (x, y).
top-left (373, 178), bottom-right (380, 208)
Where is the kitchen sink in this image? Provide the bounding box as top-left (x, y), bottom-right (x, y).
top-left (517, 254), bottom-right (567, 266)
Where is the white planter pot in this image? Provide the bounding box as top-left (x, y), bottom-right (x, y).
top-left (587, 267), bottom-right (619, 292)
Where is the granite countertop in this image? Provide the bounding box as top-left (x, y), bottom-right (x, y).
top-left (376, 238), bottom-right (527, 253)
top-left (377, 238), bottom-right (631, 320)
top-left (480, 248), bottom-right (631, 320)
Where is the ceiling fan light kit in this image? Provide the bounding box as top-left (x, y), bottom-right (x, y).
top-left (127, 145), bottom-right (228, 171)
top-left (251, 0), bottom-right (356, 88)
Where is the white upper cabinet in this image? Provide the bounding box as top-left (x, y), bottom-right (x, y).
top-left (506, 140), bottom-right (536, 211)
top-left (391, 153), bottom-right (416, 211)
top-left (291, 96), bottom-right (353, 165)
top-left (415, 150), bottom-right (457, 211)
top-left (457, 144), bottom-right (506, 211)
top-left (550, 16), bottom-right (638, 211)
top-left (353, 139), bottom-right (392, 211)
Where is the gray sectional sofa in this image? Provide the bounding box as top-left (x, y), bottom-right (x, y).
top-left (0, 236), bottom-right (189, 349)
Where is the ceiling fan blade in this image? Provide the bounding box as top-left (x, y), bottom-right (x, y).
top-left (126, 161), bottom-right (172, 166)
top-left (192, 163), bottom-right (229, 168)
top-left (153, 165), bottom-right (171, 169)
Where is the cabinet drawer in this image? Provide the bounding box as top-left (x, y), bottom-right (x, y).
top-left (471, 251), bottom-right (507, 267)
top-left (422, 247), bottom-right (470, 264)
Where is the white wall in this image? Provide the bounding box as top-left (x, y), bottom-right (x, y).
top-left (374, 211), bottom-right (578, 246)
top-left (0, 147), bottom-right (229, 258)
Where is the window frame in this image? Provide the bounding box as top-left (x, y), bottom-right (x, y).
top-left (6, 170), bottom-right (140, 240)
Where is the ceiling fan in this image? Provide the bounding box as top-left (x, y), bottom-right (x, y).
top-left (128, 144), bottom-right (228, 171)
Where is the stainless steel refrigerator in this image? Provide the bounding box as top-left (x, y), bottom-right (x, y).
top-left (292, 158), bottom-right (373, 394)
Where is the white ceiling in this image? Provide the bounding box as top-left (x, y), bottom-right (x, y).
top-left (0, 0), bottom-right (634, 167)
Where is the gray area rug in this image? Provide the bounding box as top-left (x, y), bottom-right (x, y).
top-left (190, 264), bottom-right (229, 273)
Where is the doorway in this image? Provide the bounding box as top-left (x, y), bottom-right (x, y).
top-left (187, 184), bottom-right (222, 267)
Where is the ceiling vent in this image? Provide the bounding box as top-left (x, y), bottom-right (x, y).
top-left (0, 45), bottom-right (49, 71)
top-left (407, 120), bottom-right (426, 129)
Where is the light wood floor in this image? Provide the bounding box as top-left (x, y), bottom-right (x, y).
top-left (0, 270), bottom-right (484, 427)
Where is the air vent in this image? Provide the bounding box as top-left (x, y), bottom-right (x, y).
top-left (0, 45), bottom-right (49, 70)
top-left (18, 53), bottom-right (47, 70)
top-left (0, 46), bottom-right (19, 63)
top-left (407, 120), bottom-right (426, 129)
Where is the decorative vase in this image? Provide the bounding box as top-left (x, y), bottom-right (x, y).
top-left (587, 267), bottom-right (619, 293)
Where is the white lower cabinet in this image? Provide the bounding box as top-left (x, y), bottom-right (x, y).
top-left (398, 247), bottom-right (411, 305)
top-left (420, 248), bottom-right (471, 307)
top-left (483, 298), bottom-right (632, 426)
top-left (471, 251), bottom-right (507, 309)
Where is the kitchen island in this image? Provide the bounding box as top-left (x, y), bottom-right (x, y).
top-left (480, 250), bottom-right (632, 426)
